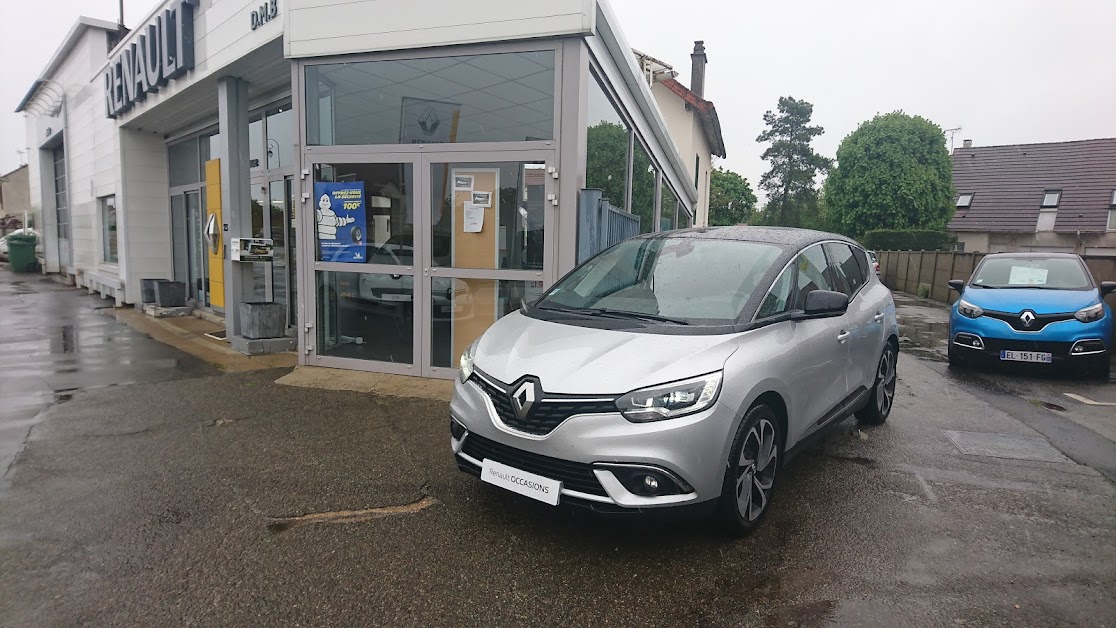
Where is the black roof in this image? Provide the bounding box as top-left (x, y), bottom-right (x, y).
top-left (948, 138), bottom-right (1116, 234)
top-left (641, 225), bottom-right (857, 249)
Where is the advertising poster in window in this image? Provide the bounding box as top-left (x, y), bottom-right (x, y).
top-left (315, 182), bottom-right (366, 262)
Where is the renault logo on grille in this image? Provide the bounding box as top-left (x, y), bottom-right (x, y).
top-left (1020, 310), bottom-right (1036, 328)
top-left (510, 378), bottom-right (540, 418)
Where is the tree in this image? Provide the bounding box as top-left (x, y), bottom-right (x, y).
top-left (585, 121), bottom-right (629, 209)
top-left (708, 167), bottom-right (757, 226)
top-left (754, 96), bottom-right (832, 228)
top-left (823, 111), bottom-right (954, 237)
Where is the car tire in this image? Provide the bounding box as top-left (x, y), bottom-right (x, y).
top-left (947, 344), bottom-right (967, 369)
top-left (717, 404), bottom-right (781, 537)
top-left (856, 343), bottom-right (898, 426)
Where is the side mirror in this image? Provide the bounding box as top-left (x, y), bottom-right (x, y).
top-left (948, 279), bottom-right (965, 293)
top-left (1101, 281), bottom-right (1116, 297)
top-left (799, 290), bottom-right (849, 318)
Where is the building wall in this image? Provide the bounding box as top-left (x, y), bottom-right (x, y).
top-left (649, 81), bottom-right (711, 226)
top-left (0, 166), bottom-right (31, 220)
top-left (117, 129), bottom-right (173, 302)
top-left (956, 230), bottom-right (1116, 255)
top-left (285, 0), bottom-right (594, 58)
top-left (23, 27), bottom-right (116, 276)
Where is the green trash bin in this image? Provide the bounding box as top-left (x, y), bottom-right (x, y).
top-left (6, 233), bottom-right (39, 273)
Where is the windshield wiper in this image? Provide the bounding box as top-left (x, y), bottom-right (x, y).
top-left (536, 303), bottom-right (599, 317)
top-left (591, 308), bottom-right (690, 325)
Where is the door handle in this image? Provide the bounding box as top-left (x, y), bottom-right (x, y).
top-left (873, 312), bottom-right (884, 322)
top-left (837, 331), bottom-right (851, 342)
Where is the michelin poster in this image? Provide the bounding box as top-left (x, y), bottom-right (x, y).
top-left (315, 182), bottom-right (366, 262)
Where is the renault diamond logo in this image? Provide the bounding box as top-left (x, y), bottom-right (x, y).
top-left (418, 106), bottom-right (441, 136)
top-left (1020, 310), bottom-right (1036, 328)
top-left (510, 379), bottom-right (539, 419)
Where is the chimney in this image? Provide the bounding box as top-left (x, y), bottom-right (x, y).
top-left (962, 139), bottom-right (972, 148)
top-left (690, 41), bottom-right (707, 98)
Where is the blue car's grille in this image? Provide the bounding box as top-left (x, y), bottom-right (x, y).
top-left (983, 310), bottom-right (1075, 332)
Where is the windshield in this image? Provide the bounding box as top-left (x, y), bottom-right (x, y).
top-left (535, 237), bottom-right (782, 325)
top-left (971, 257), bottom-right (1091, 290)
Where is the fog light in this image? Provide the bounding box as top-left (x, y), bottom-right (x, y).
top-left (643, 475), bottom-right (659, 491)
top-left (1070, 339), bottom-right (1106, 355)
top-left (1074, 345), bottom-right (1083, 353)
top-left (954, 333), bottom-right (984, 350)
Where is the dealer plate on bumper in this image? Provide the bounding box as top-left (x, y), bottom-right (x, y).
top-left (481, 459), bottom-right (562, 506)
top-left (1000, 350), bottom-right (1052, 363)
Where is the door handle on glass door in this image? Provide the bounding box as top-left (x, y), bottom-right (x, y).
top-left (837, 331), bottom-right (851, 342)
top-left (873, 312), bottom-right (884, 322)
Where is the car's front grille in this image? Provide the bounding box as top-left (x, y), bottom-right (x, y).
top-left (980, 338), bottom-right (1075, 356)
top-left (983, 310), bottom-right (1075, 332)
top-left (459, 432), bottom-right (608, 496)
top-left (472, 374), bottom-right (617, 436)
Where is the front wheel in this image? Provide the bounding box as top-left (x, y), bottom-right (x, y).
top-left (857, 344), bottom-right (897, 426)
top-left (717, 404), bottom-right (781, 537)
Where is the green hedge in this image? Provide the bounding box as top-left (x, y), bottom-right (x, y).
top-left (861, 229), bottom-right (956, 251)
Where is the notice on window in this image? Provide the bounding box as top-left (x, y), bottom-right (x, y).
top-left (314, 182), bottom-right (366, 263)
top-left (1009, 266), bottom-right (1048, 286)
top-left (463, 202), bottom-right (484, 233)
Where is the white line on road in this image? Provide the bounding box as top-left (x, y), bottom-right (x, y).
top-left (1062, 393), bottom-right (1116, 407)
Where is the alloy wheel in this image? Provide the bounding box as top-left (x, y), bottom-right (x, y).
top-left (876, 347), bottom-right (897, 416)
top-left (736, 418), bottom-right (778, 521)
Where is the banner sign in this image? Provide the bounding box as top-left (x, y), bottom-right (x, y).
top-left (314, 182), bottom-right (366, 263)
top-left (104, 0), bottom-right (195, 118)
top-left (399, 97), bottom-right (462, 144)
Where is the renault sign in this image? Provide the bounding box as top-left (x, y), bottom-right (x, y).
top-left (104, 0), bottom-right (195, 118)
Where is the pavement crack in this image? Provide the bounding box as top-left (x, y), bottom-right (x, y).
top-left (266, 496), bottom-right (437, 533)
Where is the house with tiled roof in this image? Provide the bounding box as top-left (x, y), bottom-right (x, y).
top-left (948, 138), bottom-right (1116, 255)
top-left (634, 43), bottom-right (727, 228)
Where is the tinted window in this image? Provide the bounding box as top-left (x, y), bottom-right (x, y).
top-left (538, 238), bottom-right (781, 324)
top-left (825, 242), bottom-right (866, 298)
top-left (756, 265), bottom-right (794, 319)
top-left (795, 244), bottom-right (833, 309)
top-left (305, 51), bottom-right (555, 146)
top-left (971, 256), bottom-right (1091, 290)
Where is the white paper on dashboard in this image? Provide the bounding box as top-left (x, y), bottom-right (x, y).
top-left (463, 203), bottom-right (484, 233)
top-left (1008, 266), bottom-right (1048, 286)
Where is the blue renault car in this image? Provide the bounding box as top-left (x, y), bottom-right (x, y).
top-left (947, 253), bottom-right (1115, 377)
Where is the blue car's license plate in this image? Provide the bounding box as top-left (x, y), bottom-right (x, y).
top-left (1000, 350), bottom-right (1052, 363)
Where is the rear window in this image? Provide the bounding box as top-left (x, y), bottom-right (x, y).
top-left (971, 257), bottom-right (1091, 290)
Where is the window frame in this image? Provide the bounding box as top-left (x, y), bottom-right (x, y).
top-left (100, 195), bottom-right (118, 264)
top-left (823, 241), bottom-right (868, 301)
top-left (956, 193), bottom-right (974, 208)
top-left (1040, 189), bottom-right (1062, 208)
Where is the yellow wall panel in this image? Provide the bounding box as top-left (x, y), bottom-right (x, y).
top-left (205, 159), bottom-right (225, 308)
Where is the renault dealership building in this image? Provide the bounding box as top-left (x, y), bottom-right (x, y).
top-left (18, 0), bottom-right (716, 379)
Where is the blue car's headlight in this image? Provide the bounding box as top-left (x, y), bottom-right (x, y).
top-left (957, 299), bottom-right (983, 319)
top-left (1075, 303), bottom-right (1105, 323)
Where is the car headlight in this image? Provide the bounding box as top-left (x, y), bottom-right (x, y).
top-left (616, 372), bottom-right (723, 423)
top-left (1075, 303), bottom-right (1105, 323)
top-left (459, 339), bottom-right (479, 383)
top-left (957, 299), bottom-right (983, 319)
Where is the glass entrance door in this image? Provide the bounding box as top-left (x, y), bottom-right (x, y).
top-left (182, 190), bottom-right (208, 306)
top-left (419, 152), bottom-right (552, 378)
top-left (306, 151), bottom-right (554, 378)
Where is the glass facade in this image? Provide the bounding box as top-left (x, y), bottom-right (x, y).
top-left (305, 51), bottom-right (555, 146)
top-left (101, 196), bottom-right (117, 263)
top-left (585, 72), bottom-right (628, 211)
top-left (631, 142), bottom-right (655, 234)
top-left (317, 270), bottom-right (413, 364)
top-left (312, 163), bottom-right (415, 264)
top-left (430, 279), bottom-right (544, 368)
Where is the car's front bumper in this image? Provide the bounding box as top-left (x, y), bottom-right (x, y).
top-left (949, 310), bottom-right (1112, 364)
top-left (449, 375), bottom-right (733, 512)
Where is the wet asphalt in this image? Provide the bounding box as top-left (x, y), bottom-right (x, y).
top-left (0, 270), bottom-right (217, 495)
top-left (0, 274), bottom-right (1113, 626)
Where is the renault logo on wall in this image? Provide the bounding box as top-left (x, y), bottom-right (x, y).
top-left (1020, 310), bottom-right (1036, 328)
top-left (510, 378), bottom-right (541, 419)
top-left (103, 0), bottom-right (196, 118)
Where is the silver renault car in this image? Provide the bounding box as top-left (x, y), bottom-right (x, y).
top-left (450, 227), bottom-right (899, 535)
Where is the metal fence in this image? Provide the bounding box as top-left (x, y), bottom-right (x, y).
top-left (576, 189), bottom-right (641, 264)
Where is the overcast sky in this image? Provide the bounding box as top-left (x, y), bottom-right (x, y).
top-left (3, 0), bottom-right (1115, 200)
